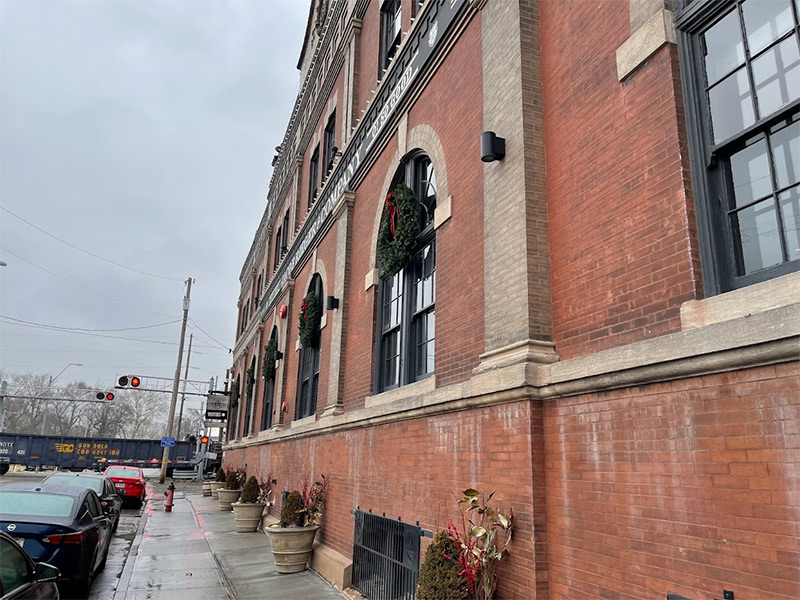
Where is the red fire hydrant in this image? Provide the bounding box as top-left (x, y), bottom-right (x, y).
top-left (164, 482), bottom-right (175, 512)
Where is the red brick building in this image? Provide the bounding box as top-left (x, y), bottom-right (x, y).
top-left (224, 0), bottom-right (799, 598)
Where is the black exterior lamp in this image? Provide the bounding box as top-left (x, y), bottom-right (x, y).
top-left (326, 295), bottom-right (340, 310)
top-left (275, 350), bottom-right (284, 360)
top-left (481, 131), bottom-right (506, 162)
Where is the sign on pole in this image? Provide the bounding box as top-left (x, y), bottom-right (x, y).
top-left (205, 409), bottom-right (228, 421)
top-left (161, 436), bottom-right (176, 447)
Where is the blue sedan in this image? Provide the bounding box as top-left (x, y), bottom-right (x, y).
top-left (0, 483), bottom-right (114, 599)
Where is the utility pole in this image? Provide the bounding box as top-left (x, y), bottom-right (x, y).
top-left (175, 333), bottom-right (193, 440)
top-left (0, 380), bottom-right (6, 431)
top-left (159, 277), bottom-right (192, 484)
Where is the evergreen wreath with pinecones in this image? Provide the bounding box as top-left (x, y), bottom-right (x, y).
top-left (377, 183), bottom-right (419, 277)
top-left (298, 290), bottom-right (321, 348)
top-left (262, 338), bottom-right (277, 381)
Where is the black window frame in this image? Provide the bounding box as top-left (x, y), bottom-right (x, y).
top-left (296, 274), bottom-right (323, 420)
top-left (243, 355), bottom-right (256, 436)
top-left (273, 226), bottom-right (282, 271)
top-left (324, 111), bottom-right (337, 175)
top-left (375, 152), bottom-right (437, 393)
top-left (261, 326), bottom-right (278, 431)
top-left (676, 0), bottom-right (800, 295)
top-left (281, 210), bottom-right (290, 258)
top-left (309, 145), bottom-right (320, 208)
top-left (380, 0), bottom-right (402, 74)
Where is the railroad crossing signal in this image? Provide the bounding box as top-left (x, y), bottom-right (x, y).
top-left (200, 436), bottom-right (209, 446)
top-left (118, 375), bottom-right (141, 388)
top-left (96, 392), bottom-right (114, 400)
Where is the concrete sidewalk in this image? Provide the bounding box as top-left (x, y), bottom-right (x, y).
top-left (114, 488), bottom-right (345, 600)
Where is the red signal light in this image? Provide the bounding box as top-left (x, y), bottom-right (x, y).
top-left (107, 392), bottom-right (114, 401)
top-left (130, 376), bottom-right (141, 388)
top-left (200, 436), bottom-right (209, 445)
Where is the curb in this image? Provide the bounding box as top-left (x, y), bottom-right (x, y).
top-left (112, 499), bottom-right (151, 600)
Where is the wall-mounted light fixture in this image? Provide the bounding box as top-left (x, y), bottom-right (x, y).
top-left (481, 131), bottom-right (506, 162)
top-left (326, 296), bottom-right (339, 310)
top-left (275, 350), bottom-right (284, 360)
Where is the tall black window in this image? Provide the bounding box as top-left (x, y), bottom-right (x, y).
top-left (243, 356), bottom-right (256, 436)
top-left (677, 0), bottom-right (800, 293)
top-left (281, 210), bottom-right (290, 257)
top-left (309, 145), bottom-right (320, 208)
top-left (324, 111), bottom-right (337, 175)
top-left (380, 0), bottom-right (402, 74)
top-left (376, 153), bottom-right (437, 392)
top-left (273, 226), bottom-right (282, 271)
top-left (297, 274), bottom-right (322, 419)
top-left (261, 327), bottom-right (278, 431)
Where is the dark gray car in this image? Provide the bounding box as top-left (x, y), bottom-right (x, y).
top-left (0, 531), bottom-right (59, 599)
top-left (40, 473), bottom-right (123, 532)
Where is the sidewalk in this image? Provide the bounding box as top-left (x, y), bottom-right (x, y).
top-left (114, 485), bottom-right (345, 600)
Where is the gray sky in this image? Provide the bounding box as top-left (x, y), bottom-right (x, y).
top-left (0, 0), bottom-right (307, 405)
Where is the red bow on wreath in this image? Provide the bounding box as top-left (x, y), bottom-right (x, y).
top-left (301, 300), bottom-right (309, 321)
top-left (385, 192), bottom-right (397, 236)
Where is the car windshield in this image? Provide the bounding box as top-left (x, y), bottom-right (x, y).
top-left (105, 468), bottom-right (139, 478)
top-left (0, 492), bottom-right (75, 517)
top-left (45, 476), bottom-right (103, 494)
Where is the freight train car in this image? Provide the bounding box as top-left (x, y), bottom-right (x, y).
top-left (0, 433), bottom-right (196, 475)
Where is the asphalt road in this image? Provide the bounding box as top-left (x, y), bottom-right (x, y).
top-left (0, 470), bottom-right (145, 599)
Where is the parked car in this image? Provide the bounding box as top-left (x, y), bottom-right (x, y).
top-left (0, 483), bottom-right (113, 598)
top-left (40, 473), bottom-right (122, 532)
top-left (102, 466), bottom-right (146, 507)
top-left (0, 531), bottom-right (60, 599)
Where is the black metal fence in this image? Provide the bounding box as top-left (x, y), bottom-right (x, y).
top-left (351, 508), bottom-right (432, 600)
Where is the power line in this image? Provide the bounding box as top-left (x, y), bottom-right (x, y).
top-left (0, 317), bottom-right (224, 348)
top-left (0, 206), bottom-right (183, 282)
top-left (188, 318), bottom-right (232, 352)
top-left (0, 247), bottom-right (176, 318)
top-left (0, 315), bottom-right (180, 332)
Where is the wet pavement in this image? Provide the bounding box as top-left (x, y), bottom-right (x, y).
top-left (114, 481), bottom-right (345, 600)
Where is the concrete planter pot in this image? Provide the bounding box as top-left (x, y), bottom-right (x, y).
top-left (265, 525), bottom-right (319, 574)
top-left (232, 501), bottom-right (266, 532)
top-left (210, 482), bottom-right (225, 499)
top-left (217, 488), bottom-right (241, 511)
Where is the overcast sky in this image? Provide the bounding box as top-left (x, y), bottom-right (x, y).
top-left (0, 0), bottom-right (308, 408)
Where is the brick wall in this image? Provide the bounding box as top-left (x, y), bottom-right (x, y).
top-left (541, 0), bottom-right (701, 361)
top-left (545, 363), bottom-right (800, 600)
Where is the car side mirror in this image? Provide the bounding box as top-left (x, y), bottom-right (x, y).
top-left (108, 507), bottom-right (119, 516)
top-left (35, 562), bottom-right (60, 583)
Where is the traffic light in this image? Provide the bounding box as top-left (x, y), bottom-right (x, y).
top-left (96, 392), bottom-right (114, 400)
top-left (118, 375), bottom-right (142, 388)
top-left (200, 436), bottom-right (209, 446)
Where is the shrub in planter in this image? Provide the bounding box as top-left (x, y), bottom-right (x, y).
top-left (218, 468), bottom-right (245, 511)
top-left (417, 530), bottom-right (469, 600)
top-left (215, 468), bottom-right (226, 482)
top-left (232, 475), bottom-right (267, 533)
top-left (279, 490), bottom-right (306, 527)
top-left (267, 474), bottom-right (328, 573)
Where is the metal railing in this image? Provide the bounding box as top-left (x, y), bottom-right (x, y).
top-left (351, 508), bottom-right (432, 600)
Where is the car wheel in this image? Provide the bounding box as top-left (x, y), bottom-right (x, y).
top-left (112, 516), bottom-right (119, 533)
top-left (97, 550), bottom-right (108, 573)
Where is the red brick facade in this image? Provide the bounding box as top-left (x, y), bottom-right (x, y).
top-left (226, 1), bottom-right (799, 598)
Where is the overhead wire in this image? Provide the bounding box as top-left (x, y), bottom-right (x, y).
top-left (188, 318), bottom-right (232, 352)
top-left (0, 206), bottom-right (183, 282)
top-left (0, 247), bottom-right (176, 318)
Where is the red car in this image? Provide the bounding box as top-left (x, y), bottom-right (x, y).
top-left (103, 466), bottom-right (146, 506)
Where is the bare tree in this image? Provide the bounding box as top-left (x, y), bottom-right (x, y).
top-left (118, 390), bottom-right (168, 439)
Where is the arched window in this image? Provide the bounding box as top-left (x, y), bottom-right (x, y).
top-left (261, 326), bottom-right (278, 431)
top-left (243, 355), bottom-right (256, 435)
top-left (376, 152), bottom-right (436, 392)
top-left (297, 274), bottom-right (323, 419)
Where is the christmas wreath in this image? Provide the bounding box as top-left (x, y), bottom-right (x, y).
top-left (298, 290), bottom-right (321, 348)
top-left (377, 183), bottom-right (419, 277)
top-left (262, 338), bottom-right (277, 381)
